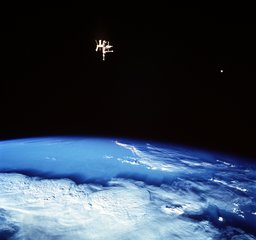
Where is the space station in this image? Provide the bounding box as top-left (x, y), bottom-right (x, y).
top-left (95, 40), bottom-right (113, 61)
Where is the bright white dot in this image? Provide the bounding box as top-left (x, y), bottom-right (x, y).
top-left (220, 69), bottom-right (224, 73)
top-left (218, 217), bottom-right (224, 222)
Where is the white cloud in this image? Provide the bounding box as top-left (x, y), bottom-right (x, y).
top-left (0, 173), bottom-right (220, 239)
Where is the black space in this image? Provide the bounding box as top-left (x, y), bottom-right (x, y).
top-left (1, 6), bottom-right (256, 160)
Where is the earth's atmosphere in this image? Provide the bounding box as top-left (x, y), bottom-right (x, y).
top-left (0, 137), bottom-right (255, 239)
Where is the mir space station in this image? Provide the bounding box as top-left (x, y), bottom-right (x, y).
top-left (95, 40), bottom-right (113, 61)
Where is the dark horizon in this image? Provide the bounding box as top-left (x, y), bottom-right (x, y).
top-left (1, 7), bottom-right (256, 160)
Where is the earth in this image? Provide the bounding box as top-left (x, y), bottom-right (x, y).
top-left (0, 137), bottom-right (255, 239)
